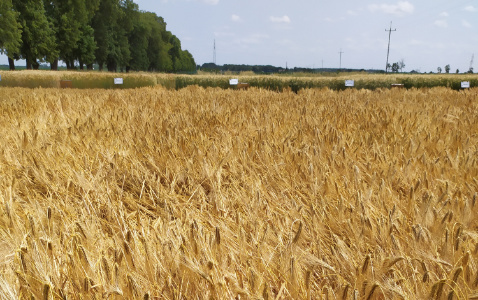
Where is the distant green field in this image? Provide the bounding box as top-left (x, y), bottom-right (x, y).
top-left (0, 65), bottom-right (69, 71)
top-left (0, 70), bottom-right (476, 91)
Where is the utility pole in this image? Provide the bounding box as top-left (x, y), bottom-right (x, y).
top-left (385, 22), bottom-right (396, 73)
top-left (339, 49), bottom-right (344, 70)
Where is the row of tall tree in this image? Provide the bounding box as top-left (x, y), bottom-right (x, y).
top-left (0, 0), bottom-right (196, 72)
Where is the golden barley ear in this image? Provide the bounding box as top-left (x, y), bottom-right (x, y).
top-left (365, 283), bottom-right (379, 300)
top-left (342, 284), bottom-right (351, 300)
top-left (215, 226), bottom-right (221, 245)
top-left (42, 283), bottom-right (50, 300)
top-left (362, 254), bottom-right (371, 275)
top-left (292, 220), bottom-right (302, 244)
top-left (430, 279), bottom-right (446, 300)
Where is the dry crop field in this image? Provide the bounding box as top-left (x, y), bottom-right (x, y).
top-left (0, 85), bottom-right (477, 299)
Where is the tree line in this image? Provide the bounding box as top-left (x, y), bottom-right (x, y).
top-left (0, 0), bottom-right (196, 72)
top-left (200, 63), bottom-right (384, 74)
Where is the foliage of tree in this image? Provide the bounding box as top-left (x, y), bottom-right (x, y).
top-left (437, 67), bottom-right (442, 73)
top-left (398, 59), bottom-right (405, 72)
top-left (391, 62), bottom-right (399, 73)
top-left (5, 0), bottom-right (195, 72)
top-left (0, 0), bottom-right (22, 66)
top-left (445, 64), bottom-right (450, 74)
top-left (12, 0), bottom-right (58, 69)
top-left (43, 0), bottom-right (100, 70)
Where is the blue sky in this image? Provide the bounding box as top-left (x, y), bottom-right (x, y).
top-left (134, 0), bottom-right (477, 72)
top-left (2, 0), bottom-right (477, 72)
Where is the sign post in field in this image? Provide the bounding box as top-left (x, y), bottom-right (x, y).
top-left (345, 80), bottom-right (354, 87)
top-left (60, 80), bottom-right (72, 88)
top-left (461, 81), bottom-right (470, 89)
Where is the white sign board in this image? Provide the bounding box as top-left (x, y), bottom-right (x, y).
top-left (461, 81), bottom-right (470, 88)
top-left (345, 80), bottom-right (354, 87)
top-left (229, 78), bottom-right (238, 85)
top-left (114, 78), bottom-right (124, 85)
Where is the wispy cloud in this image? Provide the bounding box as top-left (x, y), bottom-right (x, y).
top-left (162, 0), bottom-right (219, 3)
top-left (234, 33), bottom-right (270, 45)
top-left (269, 15), bottom-right (291, 23)
top-left (434, 20), bottom-right (448, 28)
top-left (462, 20), bottom-right (472, 28)
top-left (231, 14), bottom-right (242, 22)
top-left (464, 5), bottom-right (477, 12)
top-left (200, 0), bottom-right (219, 5)
top-left (439, 12), bottom-right (449, 17)
top-left (214, 31), bottom-right (235, 38)
top-left (368, 1), bottom-right (414, 16)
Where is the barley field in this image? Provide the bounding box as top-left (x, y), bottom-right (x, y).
top-left (0, 70), bottom-right (477, 90)
top-left (0, 85), bottom-right (477, 299)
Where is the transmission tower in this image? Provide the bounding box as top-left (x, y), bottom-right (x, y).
top-left (339, 49), bottom-right (344, 70)
top-left (385, 22), bottom-right (396, 73)
top-left (213, 39), bottom-right (216, 64)
top-left (469, 54), bottom-right (474, 73)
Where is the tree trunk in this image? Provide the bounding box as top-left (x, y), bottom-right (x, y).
top-left (8, 57), bottom-right (15, 70)
top-left (32, 61), bottom-right (40, 70)
top-left (87, 64), bottom-right (93, 70)
top-left (26, 58), bottom-right (32, 70)
top-left (107, 61), bottom-right (116, 72)
top-left (51, 59), bottom-right (58, 71)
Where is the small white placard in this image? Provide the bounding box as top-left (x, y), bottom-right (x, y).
top-left (229, 79), bottom-right (238, 85)
top-left (461, 81), bottom-right (470, 88)
top-left (345, 80), bottom-right (354, 87)
top-left (114, 78), bottom-right (123, 85)
top-left (0, 74), bottom-right (2, 81)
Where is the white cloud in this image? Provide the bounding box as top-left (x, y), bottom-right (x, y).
top-left (409, 39), bottom-right (426, 46)
top-left (462, 20), bottom-right (472, 28)
top-left (347, 10), bottom-right (359, 16)
top-left (439, 12), bottom-right (449, 17)
top-left (269, 15), bottom-right (291, 23)
top-left (368, 1), bottom-right (414, 16)
top-left (464, 5), bottom-right (477, 12)
top-left (276, 39), bottom-right (294, 46)
top-left (200, 0), bottom-right (219, 4)
top-left (434, 20), bottom-right (448, 28)
top-left (231, 14), bottom-right (242, 22)
top-left (214, 31), bottom-right (235, 38)
top-left (234, 33), bottom-right (270, 45)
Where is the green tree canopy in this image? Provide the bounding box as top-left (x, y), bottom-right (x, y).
top-left (44, 0), bottom-right (99, 69)
top-left (12, 0), bottom-right (58, 69)
top-left (0, 0), bottom-right (22, 58)
top-left (445, 64), bottom-right (450, 74)
top-left (4, 0), bottom-right (195, 72)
